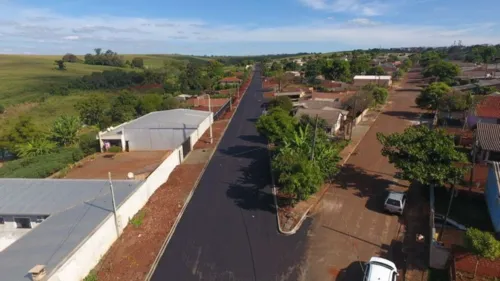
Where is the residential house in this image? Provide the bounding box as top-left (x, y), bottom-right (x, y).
top-left (285, 71), bottom-right (301, 77)
top-left (311, 91), bottom-right (355, 103)
top-left (294, 108), bottom-right (348, 134)
top-left (294, 99), bottom-right (347, 111)
top-left (219, 77), bottom-right (242, 86)
top-left (353, 75), bottom-right (392, 87)
top-left (274, 90), bottom-right (306, 102)
top-left (474, 123), bottom-right (500, 162)
top-left (467, 95), bottom-right (500, 127)
top-left (320, 80), bottom-right (350, 91)
top-left (454, 79), bottom-right (500, 92)
top-left (0, 178), bottom-right (143, 281)
top-left (485, 161), bottom-right (500, 233)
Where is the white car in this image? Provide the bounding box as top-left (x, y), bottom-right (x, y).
top-left (364, 257), bottom-right (399, 281)
top-left (384, 191), bottom-right (406, 215)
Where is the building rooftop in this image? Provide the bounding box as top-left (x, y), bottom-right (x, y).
top-left (294, 99), bottom-right (348, 113)
top-left (476, 123), bottom-right (500, 153)
top-left (99, 109), bottom-right (212, 150)
top-left (294, 108), bottom-right (344, 128)
top-left (453, 79), bottom-right (500, 91)
top-left (475, 95), bottom-right (500, 119)
top-left (0, 178), bottom-right (143, 281)
top-left (354, 75), bottom-right (392, 80)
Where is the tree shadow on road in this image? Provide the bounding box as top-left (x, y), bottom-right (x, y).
top-left (334, 261), bottom-right (365, 281)
top-left (335, 164), bottom-right (401, 214)
top-left (225, 150), bottom-right (276, 213)
top-left (383, 110), bottom-right (421, 121)
top-left (238, 134), bottom-right (267, 144)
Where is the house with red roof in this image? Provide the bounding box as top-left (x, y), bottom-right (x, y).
top-left (467, 94), bottom-right (500, 127)
top-left (219, 77), bottom-right (242, 86)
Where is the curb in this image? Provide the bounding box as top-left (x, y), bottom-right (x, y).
top-left (144, 73), bottom-right (254, 281)
top-left (272, 103), bottom-right (386, 235)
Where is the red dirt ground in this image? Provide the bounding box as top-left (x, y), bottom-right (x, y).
top-left (65, 151), bottom-right (170, 180)
top-left (92, 73), bottom-right (253, 281)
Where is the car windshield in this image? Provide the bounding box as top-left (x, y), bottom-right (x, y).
top-left (386, 199), bottom-right (400, 206)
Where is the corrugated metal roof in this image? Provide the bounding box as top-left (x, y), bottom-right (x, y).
top-left (294, 108), bottom-right (343, 128)
top-left (295, 100), bottom-right (348, 113)
top-left (353, 75), bottom-right (392, 80)
top-left (0, 179), bottom-right (142, 281)
top-left (477, 123), bottom-right (500, 152)
top-left (100, 109), bottom-right (212, 150)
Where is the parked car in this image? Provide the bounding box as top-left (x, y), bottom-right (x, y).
top-left (384, 191), bottom-right (406, 215)
top-left (434, 213), bottom-right (467, 231)
top-left (364, 257), bottom-right (399, 281)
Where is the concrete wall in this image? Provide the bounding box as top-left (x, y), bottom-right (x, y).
top-left (485, 167), bottom-right (500, 232)
top-left (353, 108), bottom-right (369, 126)
top-left (47, 146), bottom-right (184, 281)
top-left (353, 79), bottom-right (391, 87)
top-left (189, 113), bottom-right (212, 149)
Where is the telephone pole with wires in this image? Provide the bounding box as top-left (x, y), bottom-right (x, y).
top-left (108, 172), bottom-right (120, 236)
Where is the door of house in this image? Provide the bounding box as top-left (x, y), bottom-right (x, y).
top-left (182, 137), bottom-right (191, 158)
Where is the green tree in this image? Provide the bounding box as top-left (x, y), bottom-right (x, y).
top-left (423, 60), bottom-right (460, 84)
top-left (109, 91), bottom-right (139, 123)
top-left (15, 138), bottom-right (57, 158)
top-left (131, 57), bottom-right (144, 68)
top-left (465, 228), bottom-right (500, 277)
top-left (78, 130), bottom-right (100, 156)
top-left (75, 94), bottom-right (108, 126)
top-left (54, 60), bottom-right (66, 70)
top-left (416, 82), bottom-right (452, 110)
top-left (349, 56), bottom-right (371, 75)
top-left (438, 91), bottom-right (476, 112)
top-left (162, 95), bottom-right (180, 110)
top-left (268, 96), bottom-right (293, 112)
top-left (401, 59), bottom-right (412, 71)
top-left (51, 116), bottom-right (81, 146)
top-left (420, 51), bottom-right (441, 67)
top-left (137, 94), bottom-right (163, 115)
top-left (472, 45), bottom-right (497, 76)
top-left (5, 116), bottom-right (41, 153)
top-left (256, 108), bottom-right (297, 144)
top-left (207, 60), bottom-right (224, 81)
top-left (367, 66), bottom-right (386, 75)
top-left (388, 54), bottom-right (399, 62)
top-left (328, 59), bottom-right (351, 82)
top-left (409, 53), bottom-right (421, 65)
top-left (377, 126), bottom-right (467, 187)
top-left (372, 87), bottom-right (389, 105)
top-left (392, 69), bottom-right (405, 81)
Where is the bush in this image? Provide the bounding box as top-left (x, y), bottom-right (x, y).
top-left (372, 87), bottom-right (389, 105)
top-left (108, 146), bottom-right (122, 153)
top-left (49, 85), bottom-right (70, 96)
top-left (78, 131), bottom-right (100, 156)
top-left (0, 104), bottom-right (4, 114)
top-left (465, 228), bottom-right (500, 260)
top-left (0, 147), bottom-right (85, 178)
top-left (268, 96), bottom-right (293, 112)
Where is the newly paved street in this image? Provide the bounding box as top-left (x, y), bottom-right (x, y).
top-left (301, 84), bottom-right (425, 281)
top-left (151, 67), bottom-right (309, 281)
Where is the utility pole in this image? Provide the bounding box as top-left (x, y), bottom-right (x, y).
top-left (108, 172), bottom-right (120, 237)
top-left (311, 115), bottom-right (319, 161)
top-left (349, 97), bottom-right (358, 140)
top-left (204, 94), bottom-right (213, 144)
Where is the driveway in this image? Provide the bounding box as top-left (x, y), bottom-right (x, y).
top-left (301, 88), bottom-right (425, 281)
top-left (150, 66), bottom-right (309, 281)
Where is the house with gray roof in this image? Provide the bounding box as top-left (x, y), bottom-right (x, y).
top-left (294, 108), bottom-right (348, 135)
top-left (98, 109), bottom-right (212, 156)
top-left (0, 178), bottom-right (143, 281)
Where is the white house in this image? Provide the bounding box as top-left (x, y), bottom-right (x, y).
top-left (353, 75), bottom-right (392, 87)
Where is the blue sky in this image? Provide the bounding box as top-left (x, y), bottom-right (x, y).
top-left (0, 0), bottom-right (499, 55)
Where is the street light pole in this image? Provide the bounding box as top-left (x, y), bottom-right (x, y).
top-left (204, 93), bottom-right (213, 144)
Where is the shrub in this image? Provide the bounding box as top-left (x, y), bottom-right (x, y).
top-left (268, 96), bottom-right (293, 112)
top-left (0, 104), bottom-right (4, 114)
top-left (0, 147), bottom-right (85, 178)
top-left (83, 270), bottom-right (98, 281)
top-left (372, 87), bottom-right (389, 105)
top-left (130, 210), bottom-right (146, 228)
top-left (108, 146), bottom-right (122, 153)
top-left (49, 85), bottom-right (70, 96)
top-left (78, 132), bottom-right (99, 156)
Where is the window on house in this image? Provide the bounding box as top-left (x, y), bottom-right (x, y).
top-left (0, 217), bottom-right (4, 224)
top-left (14, 218), bottom-right (31, 229)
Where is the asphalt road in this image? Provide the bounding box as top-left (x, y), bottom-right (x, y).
top-left (151, 66), bottom-right (309, 281)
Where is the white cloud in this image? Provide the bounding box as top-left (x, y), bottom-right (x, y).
top-left (348, 18), bottom-right (378, 25)
top-left (298, 0), bottom-right (387, 16)
top-left (63, 35), bottom-right (79, 40)
top-left (0, 2), bottom-right (498, 55)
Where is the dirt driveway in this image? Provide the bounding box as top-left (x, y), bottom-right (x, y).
top-left (300, 83), bottom-right (426, 281)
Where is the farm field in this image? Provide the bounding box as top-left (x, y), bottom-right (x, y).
top-left (0, 53), bottom-right (213, 133)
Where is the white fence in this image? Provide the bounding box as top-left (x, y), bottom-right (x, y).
top-left (48, 146), bottom-right (184, 281)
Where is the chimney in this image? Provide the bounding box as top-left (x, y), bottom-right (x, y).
top-left (29, 265), bottom-right (46, 281)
